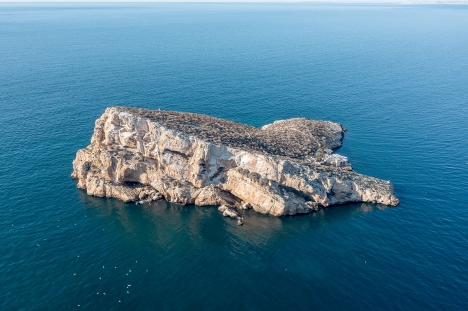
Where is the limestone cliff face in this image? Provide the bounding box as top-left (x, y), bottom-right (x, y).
top-left (72, 107), bottom-right (399, 216)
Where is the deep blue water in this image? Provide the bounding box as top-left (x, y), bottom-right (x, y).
top-left (1, 3), bottom-right (468, 310)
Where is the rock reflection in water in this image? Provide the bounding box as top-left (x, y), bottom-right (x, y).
top-left (78, 188), bottom-right (389, 250)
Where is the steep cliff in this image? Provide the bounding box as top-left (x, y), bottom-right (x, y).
top-left (72, 107), bottom-right (399, 216)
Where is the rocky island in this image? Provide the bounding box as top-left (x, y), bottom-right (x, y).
top-left (72, 107), bottom-right (399, 217)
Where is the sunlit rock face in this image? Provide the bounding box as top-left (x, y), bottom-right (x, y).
top-left (72, 107), bottom-right (399, 216)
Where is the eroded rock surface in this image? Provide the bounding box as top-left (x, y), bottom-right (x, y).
top-left (72, 107), bottom-right (399, 216)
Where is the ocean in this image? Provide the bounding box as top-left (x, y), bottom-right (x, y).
top-left (1, 3), bottom-right (467, 310)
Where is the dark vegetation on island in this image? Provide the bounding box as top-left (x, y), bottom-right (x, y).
top-left (119, 107), bottom-right (343, 163)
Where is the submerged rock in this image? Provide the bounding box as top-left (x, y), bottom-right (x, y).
top-left (71, 107), bottom-right (399, 216)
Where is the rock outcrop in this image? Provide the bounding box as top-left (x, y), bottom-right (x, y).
top-left (72, 107), bottom-right (399, 216)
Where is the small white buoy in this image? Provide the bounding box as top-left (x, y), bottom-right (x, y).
top-left (37, 244), bottom-right (40, 246)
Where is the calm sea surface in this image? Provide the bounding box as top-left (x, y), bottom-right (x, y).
top-left (1, 3), bottom-right (467, 310)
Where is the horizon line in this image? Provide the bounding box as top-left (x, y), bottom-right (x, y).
top-left (1, 0), bottom-right (468, 4)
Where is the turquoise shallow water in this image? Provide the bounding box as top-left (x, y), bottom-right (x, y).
top-left (1, 3), bottom-right (468, 310)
